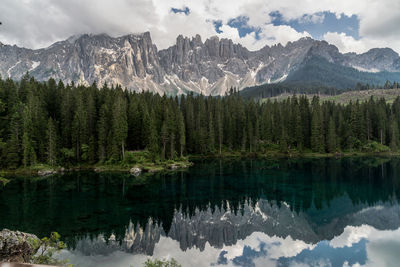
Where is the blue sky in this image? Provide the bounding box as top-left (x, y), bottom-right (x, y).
top-left (173, 7), bottom-right (360, 40)
top-left (169, 6), bottom-right (369, 52)
top-left (270, 11), bottom-right (360, 40)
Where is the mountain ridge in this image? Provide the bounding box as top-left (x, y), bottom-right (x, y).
top-left (1, 32), bottom-right (399, 95)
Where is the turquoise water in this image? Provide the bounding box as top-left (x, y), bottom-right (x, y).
top-left (1, 157), bottom-right (400, 266)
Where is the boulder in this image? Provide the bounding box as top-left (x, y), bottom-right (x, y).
top-left (130, 167), bottom-right (142, 176)
top-left (37, 170), bottom-right (56, 176)
top-left (169, 164), bottom-right (179, 170)
top-left (0, 229), bottom-right (41, 263)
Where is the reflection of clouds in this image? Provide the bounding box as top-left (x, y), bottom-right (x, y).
top-left (363, 227), bottom-right (400, 267)
top-left (59, 225), bottom-right (400, 267)
top-left (330, 225), bottom-right (372, 248)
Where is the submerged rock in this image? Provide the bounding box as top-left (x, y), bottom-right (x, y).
top-left (37, 170), bottom-right (56, 176)
top-left (130, 167), bottom-right (142, 176)
top-left (0, 229), bottom-right (40, 263)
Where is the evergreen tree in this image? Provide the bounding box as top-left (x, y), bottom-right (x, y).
top-left (311, 97), bottom-right (324, 153)
top-left (22, 106), bottom-right (36, 167)
top-left (327, 117), bottom-right (337, 153)
top-left (208, 112), bottom-right (215, 153)
top-left (148, 110), bottom-right (159, 161)
top-left (98, 104), bottom-right (109, 162)
top-left (112, 94), bottom-right (128, 160)
top-left (390, 116), bottom-right (399, 150)
top-left (46, 117), bottom-right (58, 166)
top-left (178, 111), bottom-right (186, 157)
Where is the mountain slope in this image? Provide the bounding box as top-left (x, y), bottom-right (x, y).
top-left (0, 33), bottom-right (399, 95)
top-left (286, 56), bottom-right (400, 89)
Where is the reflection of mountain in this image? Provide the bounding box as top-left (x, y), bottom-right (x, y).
top-left (71, 197), bottom-right (400, 256)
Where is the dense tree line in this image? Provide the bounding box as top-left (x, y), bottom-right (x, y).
top-left (1, 75), bottom-right (400, 169)
top-left (241, 80), bottom-right (400, 100)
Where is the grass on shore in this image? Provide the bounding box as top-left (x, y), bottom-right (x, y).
top-left (1, 143), bottom-right (398, 178)
top-left (0, 150), bottom-right (192, 177)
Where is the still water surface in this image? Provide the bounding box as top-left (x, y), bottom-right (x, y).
top-left (1, 158), bottom-right (400, 267)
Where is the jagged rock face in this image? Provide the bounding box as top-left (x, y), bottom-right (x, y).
top-left (0, 229), bottom-right (40, 263)
top-left (1, 33), bottom-right (399, 95)
top-left (344, 48), bottom-right (400, 72)
top-left (0, 32), bottom-right (165, 93)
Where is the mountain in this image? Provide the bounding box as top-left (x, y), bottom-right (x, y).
top-left (1, 32), bottom-right (400, 95)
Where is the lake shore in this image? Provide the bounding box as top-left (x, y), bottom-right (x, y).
top-left (1, 150), bottom-right (399, 178)
top-left (0, 158), bottom-right (193, 177)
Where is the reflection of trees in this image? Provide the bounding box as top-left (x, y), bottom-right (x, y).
top-left (0, 157), bottom-right (399, 249)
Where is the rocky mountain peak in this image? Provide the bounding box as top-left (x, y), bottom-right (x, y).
top-left (0, 31), bottom-right (399, 95)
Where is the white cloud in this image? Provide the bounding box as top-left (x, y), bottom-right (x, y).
top-left (323, 31), bottom-right (400, 54)
top-left (0, 0), bottom-right (399, 54)
top-left (323, 32), bottom-right (368, 54)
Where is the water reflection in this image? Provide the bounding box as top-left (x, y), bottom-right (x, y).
top-left (1, 157), bottom-right (400, 266)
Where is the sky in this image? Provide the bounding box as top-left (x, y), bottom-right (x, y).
top-left (0, 0), bottom-right (399, 54)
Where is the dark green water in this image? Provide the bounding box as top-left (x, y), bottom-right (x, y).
top-left (1, 157), bottom-right (400, 267)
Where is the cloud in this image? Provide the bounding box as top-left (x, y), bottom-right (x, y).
top-left (323, 31), bottom-right (400, 54)
top-left (297, 13), bottom-right (326, 24)
top-left (0, 0), bottom-right (399, 54)
top-left (323, 32), bottom-right (367, 53)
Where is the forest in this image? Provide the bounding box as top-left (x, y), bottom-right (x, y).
top-left (1, 74), bottom-right (400, 169)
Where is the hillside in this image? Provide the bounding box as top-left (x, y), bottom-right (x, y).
top-left (263, 88), bottom-right (400, 104)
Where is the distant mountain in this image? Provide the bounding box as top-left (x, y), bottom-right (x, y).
top-left (1, 32), bottom-right (400, 95)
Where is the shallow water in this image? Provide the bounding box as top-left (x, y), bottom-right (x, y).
top-left (1, 157), bottom-right (400, 267)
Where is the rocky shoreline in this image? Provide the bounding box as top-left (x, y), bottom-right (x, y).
top-left (0, 229), bottom-right (41, 263)
top-left (1, 159), bottom-right (193, 178)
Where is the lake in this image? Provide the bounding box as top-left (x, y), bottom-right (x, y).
top-left (1, 157), bottom-right (400, 267)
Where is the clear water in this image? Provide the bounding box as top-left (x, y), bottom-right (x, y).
top-left (1, 157), bottom-right (400, 267)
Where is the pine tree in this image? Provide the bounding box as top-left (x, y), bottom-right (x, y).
top-left (6, 106), bottom-right (23, 168)
top-left (148, 110), bottom-right (159, 161)
top-left (311, 97), bottom-right (324, 153)
top-left (208, 111), bottom-right (215, 152)
top-left (98, 104), bottom-right (109, 162)
top-left (112, 94), bottom-right (128, 160)
top-left (47, 117), bottom-right (58, 166)
top-left (178, 111), bottom-right (186, 157)
top-left (390, 116), bottom-right (399, 151)
top-left (22, 106), bottom-right (36, 167)
top-left (160, 120), bottom-right (168, 160)
top-left (216, 105), bottom-right (223, 155)
top-left (327, 117), bottom-right (337, 153)
top-left (72, 91), bottom-right (88, 161)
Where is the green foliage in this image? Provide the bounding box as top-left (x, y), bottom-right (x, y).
top-left (361, 141), bottom-right (390, 153)
top-left (143, 258), bottom-right (181, 267)
top-left (1, 75), bottom-right (400, 171)
top-left (0, 176), bottom-right (10, 186)
top-left (47, 117), bottom-right (58, 166)
top-left (122, 150), bottom-right (151, 165)
top-left (31, 232), bottom-right (72, 267)
top-left (59, 148), bottom-right (75, 166)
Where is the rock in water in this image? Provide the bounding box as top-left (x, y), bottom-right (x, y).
top-left (0, 229), bottom-right (40, 263)
top-left (37, 170), bottom-right (56, 176)
top-left (130, 167), bottom-right (142, 176)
